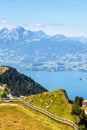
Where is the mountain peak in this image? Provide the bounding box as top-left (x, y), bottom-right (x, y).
top-left (37, 30), bottom-right (46, 35)
top-left (11, 26), bottom-right (25, 32)
top-left (53, 34), bottom-right (66, 39)
top-left (0, 28), bottom-right (9, 34)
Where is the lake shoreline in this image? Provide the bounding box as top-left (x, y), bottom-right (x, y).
top-left (19, 69), bottom-right (87, 100)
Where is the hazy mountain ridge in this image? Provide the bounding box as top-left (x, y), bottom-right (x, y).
top-left (0, 26), bottom-right (87, 71)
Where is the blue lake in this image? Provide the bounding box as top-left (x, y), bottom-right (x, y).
top-left (19, 70), bottom-right (87, 100)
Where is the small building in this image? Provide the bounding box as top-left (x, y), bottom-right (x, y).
top-left (82, 100), bottom-right (87, 107)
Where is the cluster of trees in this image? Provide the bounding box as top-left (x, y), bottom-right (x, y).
top-left (0, 84), bottom-right (10, 98)
top-left (71, 96), bottom-right (87, 130)
top-left (0, 66), bottom-right (48, 96)
top-left (1, 93), bottom-right (7, 98)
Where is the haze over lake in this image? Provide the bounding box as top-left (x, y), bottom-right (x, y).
top-left (19, 69), bottom-right (87, 100)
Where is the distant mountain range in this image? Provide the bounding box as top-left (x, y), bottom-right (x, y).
top-left (0, 26), bottom-right (87, 71)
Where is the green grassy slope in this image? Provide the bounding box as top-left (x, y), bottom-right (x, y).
top-left (0, 103), bottom-right (74, 130)
top-left (25, 89), bottom-right (80, 124)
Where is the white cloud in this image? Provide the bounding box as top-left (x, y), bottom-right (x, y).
top-left (36, 23), bottom-right (44, 28)
top-left (23, 24), bottom-right (31, 28)
top-left (1, 20), bottom-right (8, 25)
top-left (0, 20), bottom-right (19, 29)
top-left (0, 20), bottom-right (8, 29)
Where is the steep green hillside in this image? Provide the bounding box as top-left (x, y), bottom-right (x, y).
top-left (25, 89), bottom-right (79, 124)
top-left (0, 66), bottom-right (48, 96)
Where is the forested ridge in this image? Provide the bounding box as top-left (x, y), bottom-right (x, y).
top-left (0, 66), bottom-right (48, 96)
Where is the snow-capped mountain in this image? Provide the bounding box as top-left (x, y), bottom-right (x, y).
top-left (0, 26), bottom-right (48, 42)
top-left (0, 26), bottom-right (87, 71)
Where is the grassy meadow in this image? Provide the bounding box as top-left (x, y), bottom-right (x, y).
top-left (0, 102), bottom-right (74, 130)
top-left (25, 89), bottom-right (80, 124)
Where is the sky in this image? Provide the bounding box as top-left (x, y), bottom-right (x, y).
top-left (0, 0), bottom-right (87, 36)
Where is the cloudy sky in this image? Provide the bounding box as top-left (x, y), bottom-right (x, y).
top-left (0, 0), bottom-right (87, 36)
